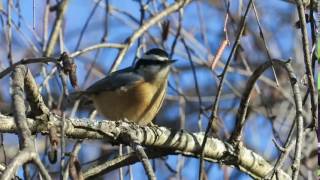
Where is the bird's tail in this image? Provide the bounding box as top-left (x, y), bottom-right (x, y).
top-left (64, 91), bottom-right (93, 108)
top-left (68, 91), bottom-right (85, 101)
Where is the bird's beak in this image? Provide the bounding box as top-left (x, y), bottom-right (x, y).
top-left (167, 59), bottom-right (177, 64)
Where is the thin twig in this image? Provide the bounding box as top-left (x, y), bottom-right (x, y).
top-left (169, 9), bottom-right (182, 59)
top-left (109, 0), bottom-right (191, 73)
top-left (181, 39), bottom-right (203, 131)
top-left (270, 121), bottom-right (296, 179)
top-left (211, 8), bottom-right (229, 70)
top-left (42, 0), bottom-right (50, 52)
top-left (74, 0), bottom-right (102, 51)
top-left (44, 0), bottom-right (68, 57)
top-left (33, 0), bottom-right (35, 29)
top-left (6, 0), bottom-right (13, 65)
top-left (63, 141), bottom-right (83, 180)
top-left (294, 0), bottom-right (317, 130)
top-left (60, 113), bottom-right (66, 179)
top-left (83, 149), bottom-right (169, 179)
top-left (130, 141), bottom-right (156, 180)
top-left (79, 0), bottom-right (110, 89)
top-left (195, 0), bottom-right (210, 55)
top-left (199, 1), bottom-right (253, 179)
top-left (0, 57), bottom-right (57, 79)
top-left (69, 43), bottom-right (125, 58)
top-left (228, 59), bottom-right (304, 180)
top-left (0, 12), bottom-right (41, 54)
top-left (252, 2), bottom-right (279, 87)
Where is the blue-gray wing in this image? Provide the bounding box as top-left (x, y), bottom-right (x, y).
top-left (85, 67), bottom-right (144, 94)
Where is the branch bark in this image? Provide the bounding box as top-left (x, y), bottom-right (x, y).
top-left (1, 65), bottom-right (51, 180)
top-left (0, 113), bottom-right (290, 180)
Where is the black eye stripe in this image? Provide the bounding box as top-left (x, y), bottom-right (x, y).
top-left (138, 59), bottom-right (168, 65)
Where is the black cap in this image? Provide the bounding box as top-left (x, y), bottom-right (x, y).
top-left (145, 48), bottom-right (169, 58)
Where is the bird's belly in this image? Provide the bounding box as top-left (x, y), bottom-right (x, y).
top-left (91, 82), bottom-right (165, 125)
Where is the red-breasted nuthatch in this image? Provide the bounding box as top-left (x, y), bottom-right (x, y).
top-left (77, 48), bottom-right (175, 125)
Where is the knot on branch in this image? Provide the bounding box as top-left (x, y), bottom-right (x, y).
top-left (219, 142), bottom-right (238, 165)
top-left (57, 52), bottom-right (78, 88)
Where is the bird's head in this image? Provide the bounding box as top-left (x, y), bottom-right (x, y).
top-left (135, 48), bottom-right (175, 82)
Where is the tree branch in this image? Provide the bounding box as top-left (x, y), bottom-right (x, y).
top-left (0, 114), bottom-right (290, 179)
top-left (1, 65), bottom-right (51, 180)
top-left (44, 0), bottom-right (68, 57)
top-left (294, 0), bottom-right (318, 131)
top-left (110, 0), bottom-right (191, 72)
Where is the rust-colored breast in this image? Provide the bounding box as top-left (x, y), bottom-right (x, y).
top-left (91, 81), bottom-right (166, 125)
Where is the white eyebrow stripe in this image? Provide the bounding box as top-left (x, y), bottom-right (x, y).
top-left (141, 54), bottom-right (168, 61)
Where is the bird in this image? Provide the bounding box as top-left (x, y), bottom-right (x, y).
top-left (74, 48), bottom-right (175, 125)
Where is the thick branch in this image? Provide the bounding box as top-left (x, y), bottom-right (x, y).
top-left (0, 114), bottom-right (290, 179)
top-left (11, 65), bottom-right (33, 148)
top-left (1, 150), bottom-right (35, 179)
top-left (24, 66), bottom-right (51, 116)
top-left (2, 65), bottom-right (52, 180)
